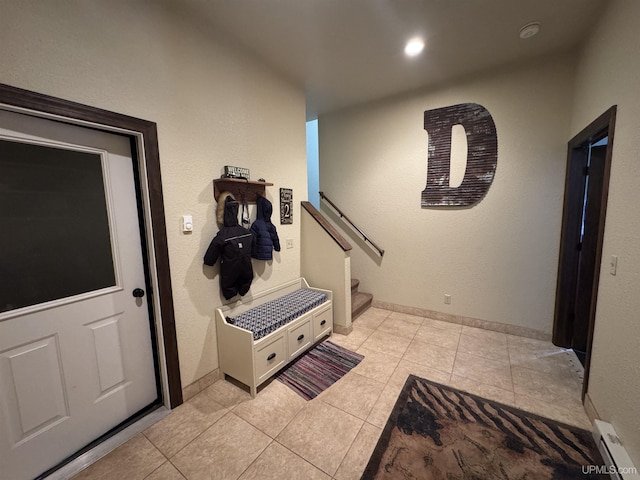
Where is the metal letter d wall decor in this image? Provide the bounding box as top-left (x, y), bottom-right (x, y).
top-left (421, 103), bottom-right (497, 207)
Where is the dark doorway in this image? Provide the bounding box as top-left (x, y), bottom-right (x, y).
top-left (553, 106), bottom-right (616, 398)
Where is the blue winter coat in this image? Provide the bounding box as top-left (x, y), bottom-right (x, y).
top-left (250, 195), bottom-right (280, 260)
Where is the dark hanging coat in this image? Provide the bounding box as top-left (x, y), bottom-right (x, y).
top-left (204, 193), bottom-right (254, 299)
top-left (250, 195), bottom-right (280, 260)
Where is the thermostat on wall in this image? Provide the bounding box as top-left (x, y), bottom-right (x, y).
top-left (182, 215), bottom-right (193, 233)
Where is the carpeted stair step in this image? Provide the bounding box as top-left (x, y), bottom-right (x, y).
top-left (352, 291), bottom-right (373, 320)
top-left (351, 278), bottom-right (373, 319)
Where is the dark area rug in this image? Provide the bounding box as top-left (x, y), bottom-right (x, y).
top-left (362, 375), bottom-right (607, 479)
top-left (276, 340), bottom-right (363, 400)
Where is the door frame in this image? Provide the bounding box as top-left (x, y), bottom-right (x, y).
top-left (553, 105), bottom-right (616, 398)
top-left (0, 83), bottom-right (182, 409)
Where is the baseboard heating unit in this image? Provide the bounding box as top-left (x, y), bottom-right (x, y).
top-left (592, 420), bottom-right (640, 479)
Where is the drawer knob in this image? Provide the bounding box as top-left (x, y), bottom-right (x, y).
top-left (297, 334), bottom-right (305, 341)
top-left (267, 353), bottom-right (276, 361)
top-left (320, 320), bottom-right (326, 326)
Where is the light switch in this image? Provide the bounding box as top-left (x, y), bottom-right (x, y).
top-left (182, 215), bottom-right (193, 233)
top-left (610, 255), bottom-right (618, 275)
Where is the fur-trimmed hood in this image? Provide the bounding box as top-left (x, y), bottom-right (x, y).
top-left (216, 191), bottom-right (237, 226)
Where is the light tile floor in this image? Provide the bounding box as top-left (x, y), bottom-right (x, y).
top-left (71, 308), bottom-right (589, 480)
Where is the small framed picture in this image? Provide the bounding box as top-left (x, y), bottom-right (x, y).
top-left (280, 188), bottom-right (293, 224)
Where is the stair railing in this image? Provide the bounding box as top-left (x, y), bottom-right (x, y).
top-left (319, 192), bottom-right (385, 257)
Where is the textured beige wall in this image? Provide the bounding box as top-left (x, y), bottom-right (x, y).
top-left (300, 208), bottom-right (351, 330)
top-left (570, 0), bottom-right (640, 466)
top-left (319, 54), bottom-right (576, 334)
top-left (0, 0), bottom-right (306, 386)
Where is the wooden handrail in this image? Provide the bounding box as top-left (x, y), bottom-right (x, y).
top-left (319, 192), bottom-right (385, 257)
top-left (301, 202), bottom-right (352, 252)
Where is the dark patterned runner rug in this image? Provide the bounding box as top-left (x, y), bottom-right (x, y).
top-left (276, 340), bottom-right (364, 400)
top-left (362, 375), bottom-right (607, 479)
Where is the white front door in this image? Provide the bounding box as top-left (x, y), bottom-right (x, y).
top-left (0, 109), bottom-right (158, 480)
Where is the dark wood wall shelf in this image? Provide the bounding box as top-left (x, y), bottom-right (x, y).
top-left (213, 178), bottom-right (273, 204)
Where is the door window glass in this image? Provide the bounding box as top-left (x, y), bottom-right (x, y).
top-left (0, 139), bottom-right (116, 313)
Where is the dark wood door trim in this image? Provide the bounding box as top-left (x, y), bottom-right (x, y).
top-left (553, 105), bottom-right (616, 399)
top-left (553, 146), bottom-right (589, 346)
top-left (572, 145), bottom-right (607, 352)
top-left (0, 83), bottom-right (183, 408)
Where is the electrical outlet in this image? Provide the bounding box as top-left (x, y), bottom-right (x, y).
top-left (286, 238), bottom-right (294, 249)
top-left (444, 294), bottom-right (451, 305)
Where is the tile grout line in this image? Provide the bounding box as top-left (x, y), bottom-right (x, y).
top-left (273, 400), bottom-right (359, 478)
top-left (331, 420), bottom-right (367, 479)
top-left (165, 457), bottom-right (187, 480)
top-left (164, 409), bottom-right (233, 464)
top-left (234, 437), bottom-right (275, 480)
top-left (274, 438), bottom-right (340, 478)
top-left (140, 430), bottom-right (170, 464)
top-left (507, 334), bottom-right (516, 403)
top-left (449, 323), bottom-right (463, 385)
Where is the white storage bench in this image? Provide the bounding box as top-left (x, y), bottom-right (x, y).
top-left (215, 278), bottom-right (333, 396)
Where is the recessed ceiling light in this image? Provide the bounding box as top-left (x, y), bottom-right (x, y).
top-left (519, 22), bottom-right (540, 39)
top-left (404, 37), bottom-right (425, 57)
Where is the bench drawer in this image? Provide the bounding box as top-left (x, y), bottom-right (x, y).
top-left (313, 306), bottom-right (333, 341)
top-left (255, 335), bottom-right (286, 383)
top-left (288, 318), bottom-right (312, 360)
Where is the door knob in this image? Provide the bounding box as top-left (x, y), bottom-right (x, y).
top-left (132, 288), bottom-right (145, 298)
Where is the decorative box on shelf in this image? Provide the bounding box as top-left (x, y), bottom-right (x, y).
top-left (223, 165), bottom-right (250, 179)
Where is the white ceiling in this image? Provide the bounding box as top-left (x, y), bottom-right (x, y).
top-left (165, 0), bottom-right (606, 119)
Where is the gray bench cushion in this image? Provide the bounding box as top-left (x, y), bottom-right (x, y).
top-left (227, 288), bottom-right (328, 340)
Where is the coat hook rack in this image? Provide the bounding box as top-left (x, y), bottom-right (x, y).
top-left (213, 178), bottom-right (273, 204)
